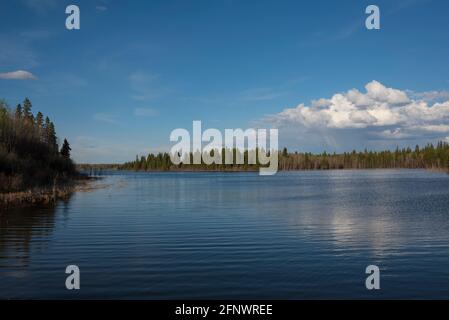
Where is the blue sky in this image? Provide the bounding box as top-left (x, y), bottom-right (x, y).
top-left (1, 0), bottom-right (449, 163)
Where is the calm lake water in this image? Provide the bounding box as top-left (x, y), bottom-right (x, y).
top-left (1, 170), bottom-right (449, 299)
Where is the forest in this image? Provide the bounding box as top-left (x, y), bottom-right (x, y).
top-left (121, 143), bottom-right (449, 172)
top-left (0, 98), bottom-right (75, 192)
top-left (2, 97), bottom-right (448, 183)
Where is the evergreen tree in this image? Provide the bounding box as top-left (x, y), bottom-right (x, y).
top-left (44, 116), bottom-right (51, 143)
top-left (44, 117), bottom-right (58, 150)
top-left (36, 111), bottom-right (44, 128)
top-left (49, 121), bottom-right (57, 151)
top-left (60, 138), bottom-right (71, 158)
top-left (15, 104), bottom-right (22, 119)
top-left (23, 98), bottom-right (33, 120)
top-left (120, 142), bottom-right (449, 172)
top-left (0, 98), bottom-right (77, 191)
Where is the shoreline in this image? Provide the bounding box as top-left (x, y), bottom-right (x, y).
top-left (0, 177), bottom-right (100, 211)
top-left (97, 167), bottom-right (449, 174)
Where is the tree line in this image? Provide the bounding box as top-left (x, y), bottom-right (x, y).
top-left (121, 143), bottom-right (449, 172)
top-left (0, 98), bottom-right (75, 192)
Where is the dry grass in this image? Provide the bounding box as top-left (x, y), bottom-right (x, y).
top-left (0, 177), bottom-right (105, 211)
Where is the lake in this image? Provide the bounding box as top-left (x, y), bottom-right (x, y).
top-left (1, 169), bottom-right (449, 299)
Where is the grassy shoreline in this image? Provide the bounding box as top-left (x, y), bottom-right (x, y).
top-left (0, 177), bottom-right (98, 210)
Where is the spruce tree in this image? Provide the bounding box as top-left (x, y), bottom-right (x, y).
top-left (48, 121), bottom-right (58, 151)
top-left (60, 138), bottom-right (71, 158)
top-left (36, 112), bottom-right (44, 128)
top-left (44, 117), bottom-right (58, 150)
top-left (23, 98), bottom-right (33, 120)
top-left (15, 104), bottom-right (22, 119)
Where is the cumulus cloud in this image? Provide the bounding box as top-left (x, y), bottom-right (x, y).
top-left (264, 80), bottom-right (449, 147)
top-left (0, 70), bottom-right (37, 80)
top-left (410, 90), bottom-right (449, 102)
top-left (411, 124), bottom-right (449, 133)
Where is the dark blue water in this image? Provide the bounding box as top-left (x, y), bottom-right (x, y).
top-left (1, 170), bottom-right (449, 299)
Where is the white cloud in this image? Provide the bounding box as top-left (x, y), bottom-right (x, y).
top-left (264, 80), bottom-right (449, 145)
top-left (411, 90), bottom-right (449, 102)
top-left (376, 128), bottom-right (412, 139)
top-left (267, 81), bottom-right (449, 130)
top-left (0, 70), bottom-right (37, 80)
top-left (411, 124), bottom-right (449, 133)
top-left (311, 98), bottom-right (331, 108)
top-left (364, 80), bottom-right (410, 105)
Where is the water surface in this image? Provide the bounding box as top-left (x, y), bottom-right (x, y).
top-left (1, 170), bottom-right (449, 299)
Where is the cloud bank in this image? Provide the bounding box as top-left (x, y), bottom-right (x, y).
top-left (264, 81), bottom-right (449, 150)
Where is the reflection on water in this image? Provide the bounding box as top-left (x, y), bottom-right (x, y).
top-left (1, 170), bottom-right (449, 299)
top-left (0, 197), bottom-right (73, 269)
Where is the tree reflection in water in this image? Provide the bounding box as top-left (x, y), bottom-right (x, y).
top-left (0, 195), bottom-right (73, 269)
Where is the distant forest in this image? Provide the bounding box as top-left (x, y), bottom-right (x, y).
top-left (0, 98), bottom-right (75, 192)
top-left (121, 143), bottom-right (449, 172)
